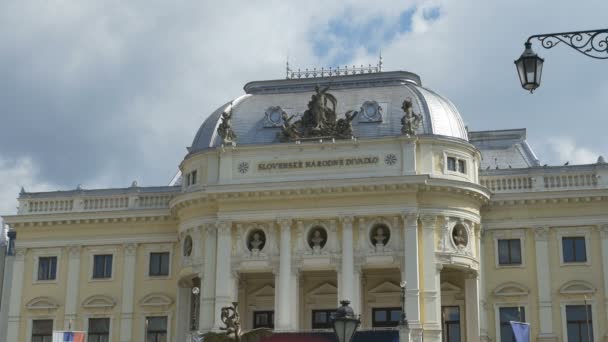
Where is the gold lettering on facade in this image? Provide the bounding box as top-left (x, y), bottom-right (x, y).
top-left (257, 156), bottom-right (379, 171)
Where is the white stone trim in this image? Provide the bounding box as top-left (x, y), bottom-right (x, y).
top-left (443, 150), bottom-right (470, 179)
top-left (139, 312), bottom-right (173, 342)
top-left (492, 230), bottom-right (526, 268)
top-left (16, 233), bottom-right (177, 249)
top-left (83, 314), bottom-right (114, 342)
top-left (493, 303), bottom-right (529, 342)
top-left (556, 228), bottom-right (592, 266)
top-left (87, 246), bottom-right (118, 282)
top-left (559, 300), bottom-right (598, 342)
top-left (144, 243), bottom-right (174, 280)
top-left (31, 248), bottom-right (62, 284)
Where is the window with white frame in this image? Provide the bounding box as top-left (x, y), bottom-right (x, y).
top-left (566, 305), bottom-right (593, 342)
top-left (149, 252), bottom-right (170, 277)
top-left (31, 319), bottom-right (53, 342)
top-left (146, 316), bottom-right (168, 342)
top-left (88, 318), bottom-right (110, 342)
top-left (497, 239), bottom-right (522, 265)
top-left (446, 156), bottom-right (467, 174)
top-left (442, 306), bottom-right (461, 342)
top-left (562, 237), bottom-right (587, 263)
top-left (93, 254), bottom-right (113, 279)
top-left (37, 256), bottom-right (57, 281)
top-left (499, 306), bottom-right (525, 342)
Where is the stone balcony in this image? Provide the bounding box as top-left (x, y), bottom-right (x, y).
top-left (480, 163), bottom-right (608, 193)
top-left (16, 185), bottom-right (180, 215)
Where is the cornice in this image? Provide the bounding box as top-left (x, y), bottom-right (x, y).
top-left (4, 210), bottom-right (176, 229)
top-left (484, 189), bottom-right (608, 208)
top-left (15, 233), bottom-right (177, 249)
top-left (482, 215), bottom-right (608, 230)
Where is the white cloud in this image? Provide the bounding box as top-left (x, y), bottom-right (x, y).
top-left (0, 156), bottom-right (55, 215)
top-left (543, 138), bottom-right (602, 165)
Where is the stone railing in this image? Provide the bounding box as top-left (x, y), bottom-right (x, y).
top-left (480, 166), bottom-right (606, 193)
top-left (18, 187), bottom-right (180, 214)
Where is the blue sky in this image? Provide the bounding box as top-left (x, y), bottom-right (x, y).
top-left (0, 0), bottom-right (607, 214)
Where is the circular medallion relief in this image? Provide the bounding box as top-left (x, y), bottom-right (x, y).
top-left (370, 224), bottom-right (390, 247)
top-left (452, 224), bottom-right (468, 248)
top-left (247, 229), bottom-right (266, 252)
top-left (307, 226), bottom-right (327, 250)
top-left (183, 235), bottom-right (193, 257)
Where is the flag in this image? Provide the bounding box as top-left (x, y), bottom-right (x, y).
top-left (510, 321), bottom-right (530, 342)
top-left (52, 331), bottom-right (86, 342)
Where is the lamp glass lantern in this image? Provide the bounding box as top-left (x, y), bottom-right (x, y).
top-left (332, 300), bottom-right (360, 342)
top-left (515, 42), bottom-right (544, 92)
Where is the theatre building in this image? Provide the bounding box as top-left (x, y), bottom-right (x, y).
top-left (1, 68), bottom-right (608, 342)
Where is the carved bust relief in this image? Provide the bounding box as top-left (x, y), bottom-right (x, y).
top-left (452, 224), bottom-right (468, 248)
top-left (183, 235), bottom-right (193, 257)
top-left (247, 229), bottom-right (266, 252)
top-left (358, 100), bottom-right (383, 123)
top-left (307, 226), bottom-right (327, 252)
top-left (370, 224), bottom-right (390, 249)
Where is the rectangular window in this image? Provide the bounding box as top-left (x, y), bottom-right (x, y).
top-left (31, 319), bottom-right (53, 342)
top-left (312, 309), bottom-right (336, 329)
top-left (253, 311), bottom-right (274, 329)
top-left (149, 252), bottom-right (170, 276)
top-left (37, 256), bottom-right (57, 281)
top-left (146, 316), bottom-right (168, 342)
top-left (447, 157), bottom-right (457, 171)
top-left (372, 307), bottom-right (401, 328)
top-left (497, 239), bottom-right (522, 265)
top-left (566, 305), bottom-right (593, 342)
top-left (563, 237), bottom-right (587, 263)
top-left (442, 306), bottom-right (460, 342)
top-left (93, 254), bottom-right (113, 279)
top-left (457, 160), bottom-right (466, 174)
top-left (191, 170), bottom-right (197, 185)
top-left (499, 307), bottom-right (525, 342)
top-left (88, 318), bottom-right (110, 342)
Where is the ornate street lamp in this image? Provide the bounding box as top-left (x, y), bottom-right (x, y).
top-left (399, 281), bottom-right (408, 327)
top-left (515, 28), bottom-right (608, 92)
top-left (332, 300), bottom-right (360, 342)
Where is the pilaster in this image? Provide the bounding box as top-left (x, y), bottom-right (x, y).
top-left (478, 228), bottom-right (490, 342)
top-left (213, 220), bottom-right (234, 330)
top-left (464, 272), bottom-right (480, 342)
top-left (200, 224), bottom-right (217, 332)
top-left (600, 224), bottom-right (608, 334)
top-left (402, 212), bottom-right (421, 328)
top-left (276, 218), bottom-right (293, 330)
top-left (533, 226), bottom-right (556, 340)
top-left (340, 216), bottom-right (358, 313)
top-left (119, 243), bottom-right (137, 342)
top-left (64, 245), bottom-right (82, 329)
top-left (421, 215), bottom-right (441, 340)
top-left (6, 248), bottom-right (26, 342)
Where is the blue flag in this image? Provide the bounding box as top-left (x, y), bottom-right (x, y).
top-left (510, 321), bottom-right (530, 342)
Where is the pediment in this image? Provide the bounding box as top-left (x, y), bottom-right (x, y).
top-left (82, 295), bottom-right (116, 309)
top-left (26, 296), bottom-right (60, 310)
top-left (139, 293), bottom-right (174, 307)
top-left (440, 282), bottom-right (461, 295)
top-left (307, 282), bottom-right (338, 296)
top-left (369, 281), bottom-right (401, 297)
top-left (559, 281), bottom-right (595, 295)
top-left (249, 284), bottom-right (275, 298)
top-left (493, 282), bottom-right (529, 297)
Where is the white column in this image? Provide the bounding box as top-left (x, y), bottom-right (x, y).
top-left (200, 224), bottom-right (217, 332)
top-left (119, 243), bottom-right (137, 342)
top-left (600, 225), bottom-right (608, 332)
top-left (402, 213), bottom-right (421, 328)
top-left (214, 221), bottom-right (234, 330)
top-left (276, 218), bottom-right (292, 330)
top-left (421, 215), bottom-right (441, 342)
top-left (340, 216), bottom-right (357, 312)
top-left (534, 227), bottom-right (556, 340)
top-left (290, 270), bottom-right (300, 330)
top-left (175, 287), bottom-right (191, 341)
top-left (465, 272), bottom-right (480, 342)
top-left (64, 245), bottom-right (82, 329)
top-left (478, 227), bottom-right (490, 342)
top-left (6, 248), bottom-right (26, 342)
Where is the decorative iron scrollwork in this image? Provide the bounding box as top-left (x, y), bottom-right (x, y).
top-left (527, 28), bottom-right (608, 59)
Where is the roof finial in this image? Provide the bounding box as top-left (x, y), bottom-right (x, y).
top-left (286, 56), bottom-right (290, 79)
top-left (378, 50), bottom-right (383, 72)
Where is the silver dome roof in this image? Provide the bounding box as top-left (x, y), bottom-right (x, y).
top-left (190, 71), bottom-right (467, 153)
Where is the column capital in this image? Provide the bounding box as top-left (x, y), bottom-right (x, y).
top-left (340, 216), bottom-right (355, 226)
top-left (123, 243), bottom-right (138, 257)
top-left (67, 245), bottom-right (82, 259)
top-left (217, 221), bottom-right (232, 235)
top-left (277, 217), bottom-right (292, 230)
top-left (421, 215), bottom-right (437, 228)
top-left (402, 212), bottom-right (418, 226)
top-left (203, 222), bottom-right (217, 234)
top-left (14, 247), bottom-right (27, 260)
top-left (598, 224), bottom-right (608, 238)
top-left (534, 226), bottom-right (550, 241)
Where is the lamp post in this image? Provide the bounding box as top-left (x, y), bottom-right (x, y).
top-left (515, 28), bottom-right (608, 92)
top-left (399, 281), bottom-right (408, 327)
top-left (332, 300), bottom-right (360, 342)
